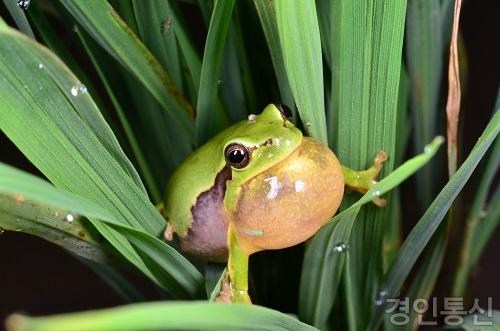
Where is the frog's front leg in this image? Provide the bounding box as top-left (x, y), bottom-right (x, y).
top-left (217, 223), bottom-right (251, 304)
top-left (342, 150), bottom-right (388, 207)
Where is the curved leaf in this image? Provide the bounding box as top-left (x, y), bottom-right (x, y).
top-left (58, 0), bottom-right (194, 137)
top-left (370, 110), bottom-right (500, 330)
top-left (195, 0), bottom-right (233, 143)
top-left (0, 162), bottom-right (204, 299)
top-left (6, 302), bottom-right (317, 331)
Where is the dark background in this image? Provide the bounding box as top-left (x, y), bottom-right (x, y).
top-left (0, 0), bottom-right (499, 329)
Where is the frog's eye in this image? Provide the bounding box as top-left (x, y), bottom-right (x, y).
top-left (224, 143), bottom-right (251, 169)
top-left (276, 104), bottom-right (293, 120)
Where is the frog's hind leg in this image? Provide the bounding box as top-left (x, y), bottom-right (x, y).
top-left (342, 150), bottom-right (388, 207)
top-left (216, 223), bottom-right (251, 304)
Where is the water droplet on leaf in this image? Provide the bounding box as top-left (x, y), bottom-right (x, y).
top-left (373, 190), bottom-right (381, 197)
top-left (332, 241), bottom-right (347, 253)
top-left (70, 84), bottom-right (87, 96)
top-left (330, 241), bottom-right (347, 253)
top-left (0, 228), bottom-right (4, 236)
top-left (64, 213), bottom-right (78, 223)
top-left (37, 63), bottom-right (44, 69)
top-left (375, 290), bottom-right (388, 306)
top-left (17, 0), bottom-right (30, 10)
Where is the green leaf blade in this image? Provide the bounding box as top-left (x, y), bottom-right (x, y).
top-left (6, 302), bottom-right (318, 331)
top-left (274, 0), bottom-right (327, 144)
top-left (195, 0), bottom-right (234, 144)
top-left (59, 0), bottom-right (194, 137)
top-left (370, 110), bottom-right (500, 330)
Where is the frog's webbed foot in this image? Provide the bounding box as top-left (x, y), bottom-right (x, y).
top-left (214, 270), bottom-right (251, 304)
top-left (342, 150), bottom-right (388, 207)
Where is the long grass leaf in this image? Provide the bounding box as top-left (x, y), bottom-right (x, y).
top-left (274, 0), bottom-right (327, 143)
top-left (0, 162), bottom-right (204, 298)
top-left (58, 0), bottom-right (194, 137)
top-left (6, 302), bottom-right (317, 331)
top-left (131, 0), bottom-right (182, 89)
top-left (370, 110), bottom-right (500, 330)
top-left (453, 131), bottom-right (500, 296)
top-left (406, 0), bottom-right (448, 207)
top-left (195, 0), bottom-right (233, 144)
top-left (253, 0), bottom-right (294, 111)
top-left (0, 25), bottom-right (163, 234)
top-left (75, 27), bottom-right (161, 202)
top-left (326, 1), bottom-right (407, 327)
top-left (2, 0), bottom-right (35, 38)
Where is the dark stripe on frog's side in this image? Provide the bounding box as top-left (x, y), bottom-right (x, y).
top-left (180, 166), bottom-right (232, 262)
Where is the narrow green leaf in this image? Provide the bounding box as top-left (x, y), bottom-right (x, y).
top-left (0, 162), bottom-right (204, 298)
top-left (253, 0), bottom-right (294, 110)
top-left (274, 0), bottom-right (327, 144)
top-left (370, 110), bottom-right (500, 330)
top-left (2, 0), bottom-right (35, 38)
top-left (326, 1), bottom-right (407, 327)
top-left (26, 1), bottom-right (101, 107)
top-left (406, 0), bottom-right (448, 207)
top-left (169, 2), bottom-right (202, 97)
top-left (315, 0), bottom-right (332, 70)
top-left (195, 0), bottom-right (234, 144)
top-left (299, 208), bottom-right (358, 330)
top-left (469, 186), bottom-right (500, 265)
top-left (0, 188), bottom-right (111, 264)
top-left (75, 26), bottom-right (161, 203)
top-left (299, 136), bottom-right (443, 327)
top-left (403, 232), bottom-right (446, 331)
top-left (220, 6), bottom-right (256, 122)
top-left (0, 26), bottom-right (204, 298)
top-left (453, 133), bottom-right (500, 295)
top-left (0, 25), bottom-right (162, 234)
top-left (58, 0), bottom-right (194, 137)
top-left (6, 302), bottom-right (317, 331)
top-left (131, 0), bottom-right (182, 89)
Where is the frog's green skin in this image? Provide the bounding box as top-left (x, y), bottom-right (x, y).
top-left (163, 104), bottom-right (302, 260)
top-left (163, 104), bottom-right (386, 303)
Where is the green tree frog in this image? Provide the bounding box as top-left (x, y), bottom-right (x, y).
top-left (162, 104), bottom-right (386, 303)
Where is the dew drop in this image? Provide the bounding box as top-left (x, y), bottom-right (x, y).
top-left (17, 0), bottom-right (30, 10)
top-left (424, 145), bottom-right (432, 153)
top-left (217, 79), bottom-right (224, 85)
top-left (375, 290), bottom-right (388, 306)
top-left (305, 121), bottom-right (311, 127)
top-left (0, 227), bottom-right (4, 236)
top-left (373, 190), bottom-right (381, 197)
top-left (70, 84), bottom-right (87, 96)
top-left (64, 212), bottom-right (78, 223)
top-left (331, 241), bottom-right (347, 253)
top-left (37, 63), bottom-right (44, 69)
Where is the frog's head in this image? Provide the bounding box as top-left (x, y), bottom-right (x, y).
top-left (222, 104), bottom-right (344, 255)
